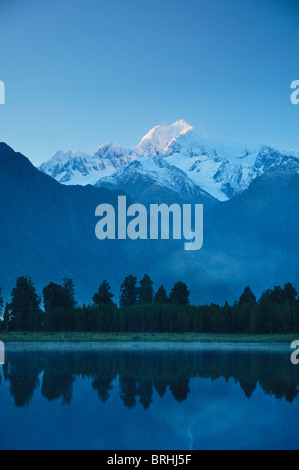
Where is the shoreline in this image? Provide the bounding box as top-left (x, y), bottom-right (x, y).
top-left (0, 332), bottom-right (298, 343)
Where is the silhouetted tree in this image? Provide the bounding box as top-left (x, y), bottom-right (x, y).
top-left (119, 275), bottom-right (138, 308)
top-left (283, 282), bottom-right (297, 305)
top-left (10, 276), bottom-right (41, 331)
top-left (239, 286), bottom-right (256, 304)
top-left (43, 282), bottom-right (68, 312)
top-left (63, 278), bottom-right (77, 310)
top-left (43, 279), bottom-right (77, 331)
top-left (138, 274), bottom-right (154, 304)
top-left (3, 273), bottom-right (299, 335)
top-left (170, 282), bottom-right (190, 305)
top-left (93, 280), bottom-right (114, 306)
top-left (154, 286), bottom-right (169, 304)
top-left (270, 286), bottom-right (285, 305)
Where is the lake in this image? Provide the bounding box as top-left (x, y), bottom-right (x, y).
top-left (0, 342), bottom-right (298, 450)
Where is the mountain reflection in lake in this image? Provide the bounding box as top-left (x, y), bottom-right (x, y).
top-left (0, 343), bottom-right (298, 450)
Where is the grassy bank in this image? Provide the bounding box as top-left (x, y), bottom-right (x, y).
top-left (0, 332), bottom-right (298, 343)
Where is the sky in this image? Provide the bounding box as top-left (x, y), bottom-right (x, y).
top-left (0, 0), bottom-right (299, 166)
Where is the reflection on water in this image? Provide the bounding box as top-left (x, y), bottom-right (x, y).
top-left (0, 343), bottom-right (298, 450)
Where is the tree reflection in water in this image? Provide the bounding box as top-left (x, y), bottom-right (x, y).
top-left (1, 347), bottom-right (298, 409)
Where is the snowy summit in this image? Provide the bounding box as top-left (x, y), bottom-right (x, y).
top-left (39, 120), bottom-right (299, 201)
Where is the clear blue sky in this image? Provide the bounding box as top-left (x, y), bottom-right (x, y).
top-left (0, 0), bottom-right (299, 166)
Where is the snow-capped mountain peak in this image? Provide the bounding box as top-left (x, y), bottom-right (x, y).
top-left (136, 119), bottom-right (193, 157)
top-left (39, 142), bottom-right (131, 186)
top-left (38, 120), bottom-right (299, 201)
top-left (38, 120), bottom-right (194, 185)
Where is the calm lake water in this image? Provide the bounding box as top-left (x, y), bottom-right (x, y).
top-left (0, 342), bottom-right (299, 450)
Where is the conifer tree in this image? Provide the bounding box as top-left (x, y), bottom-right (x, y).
top-left (282, 282), bottom-right (297, 304)
top-left (170, 282), bottom-right (190, 305)
top-left (43, 282), bottom-right (68, 312)
top-left (93, 280), bottom-right (114, 306)
top-left (63, 278), bottom-right (77, 310)
top-left (10, 276), bottom-right (41, 331)
top-left (153, 286), bottom-right (169, 304)
top-left (239, 286), bottom-right (256, 304)
top-left (138, 274), bottom-right (154, 304)
top-left (119, 275), bottom-right (138, 308)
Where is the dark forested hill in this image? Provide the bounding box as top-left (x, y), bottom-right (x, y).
top-left (0, 143), bottom-right (232, 304)
top-left (1, 142), bottom-right (298, 306)
top-left (200, 167), bottom-right (299, 298)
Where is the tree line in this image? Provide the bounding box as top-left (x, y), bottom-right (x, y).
top-left (0, 275), bottom-right (298, 334)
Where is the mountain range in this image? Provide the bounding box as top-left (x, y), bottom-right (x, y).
top-left (39, 120), bottom-right (299, 204)
top-left (1, 120), bottom-right (299, 305)
top-left (0, 143), bottom-right (231, 305)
